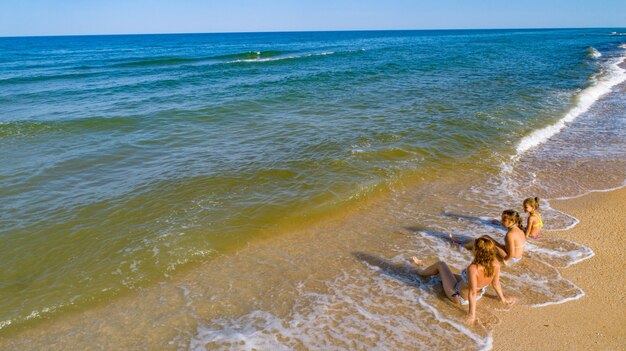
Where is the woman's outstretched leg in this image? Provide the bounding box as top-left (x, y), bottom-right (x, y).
top-left (412, 257), bottom-right (440, 276)
top-left (412, 257), bottom-right (459, 300)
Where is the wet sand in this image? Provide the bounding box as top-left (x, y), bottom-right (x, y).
top-left (1, 177), bottom-right (624, 350)
top-left (493, 187), bottom-right (626, 350)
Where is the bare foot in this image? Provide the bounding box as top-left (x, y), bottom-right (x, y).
top-left (449, 234), bottom-right (462, 245)
top-left (411, 256), bottom-right (422, 265)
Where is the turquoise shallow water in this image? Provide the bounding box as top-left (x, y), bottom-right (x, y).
top-left (0, 29), bottom-right (625, 337)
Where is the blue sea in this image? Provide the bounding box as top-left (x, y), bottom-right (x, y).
top-left (1, 29), bottom-right (625, 349)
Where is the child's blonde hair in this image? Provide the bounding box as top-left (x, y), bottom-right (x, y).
top-left (523, 197), bottom-right (541, 211)
top-left (502, 209), bottom-right (523, 229)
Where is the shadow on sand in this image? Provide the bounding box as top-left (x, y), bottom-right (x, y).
top-left (352, 251), bottom-right (419, 286)
top-left (442, 212), bottom-right (503, 230)
top-left (404, 226), bottom-right (474, 248)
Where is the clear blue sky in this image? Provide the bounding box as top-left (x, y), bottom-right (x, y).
top-left (1, 0), bottom-right (625, 37)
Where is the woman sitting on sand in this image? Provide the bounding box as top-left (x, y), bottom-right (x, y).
top-left (412, 237), bottom-right (516, 326)
top-left (455, 210), bottom-right (526, 265)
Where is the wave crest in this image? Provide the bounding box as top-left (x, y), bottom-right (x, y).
top-left (516, 52), bottom-right (626, 155)
top-left (586, 47), bottom-right (602, 59)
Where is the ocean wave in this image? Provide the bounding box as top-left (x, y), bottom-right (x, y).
top-left (586, 46), bottom-right (602, 59)
top-left (0, 71), bottom-right (94, 85)
top-left (214, 50), bottom-right (287, 61)
top-left (350, 146), bottom-right (420, 160)
top-left (227, 50), bottom-right (336, 63)
top-left (515, 52), bottom-right (626, 155)
top-left (0, 300), bottom-right (75, 333)
top-left (110, 51), bottom-right (288, 68)
top-left (107, 50), bottom-right (337, 68)
top-left (0, 115), bottom-right (142, 138)
top-left (113, 56), bottom-right (203, 67)
top-left (551, 182), bottom-right (626, 201)
top-left (0, 120), bottom-right (63, 138)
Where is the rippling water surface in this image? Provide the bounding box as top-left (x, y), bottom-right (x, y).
top-left (0, 29), bottom-right (625, 349)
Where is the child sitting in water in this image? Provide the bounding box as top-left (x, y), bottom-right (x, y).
top-left (493, 209), bottom-right (526, 264)
top-left (455, 210), bottom-right (526, 265)
top-left (523, 197), bottom-right (543, 239)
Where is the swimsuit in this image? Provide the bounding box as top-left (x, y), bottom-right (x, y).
top-left (451, 268), bottom-right (487, 305)
top-left (506, 256), bottom-right (522, 265)
top-left (528, 213), bottom-right (543, 238)
top-left (511, 240), bottom-right (526, 249)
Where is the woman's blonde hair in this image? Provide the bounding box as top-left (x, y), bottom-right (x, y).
top-left (523, 197), bottom-right (540, 211)
top-left (472, 237), bottom-right (498, 277)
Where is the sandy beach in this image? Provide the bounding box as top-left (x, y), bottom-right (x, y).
top-left (493, 187), bottom-right (626, 350)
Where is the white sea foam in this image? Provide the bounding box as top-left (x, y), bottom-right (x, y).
top-left (230, 51), bottom-right (337, 63)
top-left (530, 290), bottom-right (585, 308)
top-left (6, 301), bottom-right (74, 330)
top-left (0, 319), bottom-right (12, 329)
top-left (188, 271), bottom-right (492, 350)
top-left (539, 201), bottom-right (581, 231)
top-left (516, 53), bottom-right (626, 155)
top-left (417, 296), bottom-right (493, 350)
top-left (525, 240), bottom-right (595, 267)
top-left (549, 183), bottom-right (626, 201)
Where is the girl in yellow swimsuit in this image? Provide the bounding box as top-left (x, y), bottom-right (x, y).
top-left (523, 197), bottom-right (543, 239)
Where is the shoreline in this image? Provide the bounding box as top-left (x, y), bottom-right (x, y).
top-left (1, 30), bottom-right (625, 350)
top-left (493, 186), bottom-right (626, 350)
top-left (1, 179), bottom-right (624, 349)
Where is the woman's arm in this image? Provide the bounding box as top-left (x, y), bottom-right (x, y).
top-left (465, 265), bottom-right (479, 326)
top-left (491, 264), bottom-right (515, 305)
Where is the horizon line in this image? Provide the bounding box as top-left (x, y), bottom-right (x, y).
top-left (1, 26), bottom-right (624, 39)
